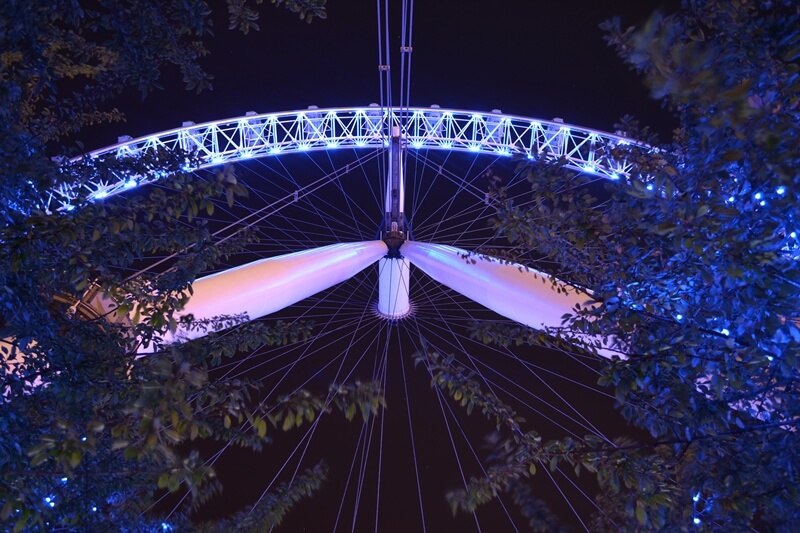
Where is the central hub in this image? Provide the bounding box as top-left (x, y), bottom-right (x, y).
top-left (376, 127), bottom-right (411, 319)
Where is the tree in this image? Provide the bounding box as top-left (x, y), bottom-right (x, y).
top-left (432, 0), bottom-right (800, 529)
top-left (1, 2), bottom-right (385, 531)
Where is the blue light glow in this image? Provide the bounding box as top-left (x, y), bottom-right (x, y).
top-left (297, 144), bottom-right (310, 151)
top-left (49, 502), bottom-right (55, 508)
top-left (44, 497), bottom-right (51, 503)
top-left (694, 518), bottom-right (701, 525)
top-left (123, 180), bottom-right (137, 189)
top-left (92, 506), bottom-right (97, 512)
top-left (64, 205), bottom-right (75, 211)
top-left (610, 173), bottom-right (620, 180)
top-left (211, 156), bottom-right (224, 165)
top-left (355, 141), bottom-right (366, 147)
top-left (583, 165), bottom-right (597, 173)
top-left (728, 196), bottom-right (735, 203)
top-left (468, 145), bottom-right (481, 152)
top-left (94, 190), bottom-right (108, 199)
top-left (791, 232), bottom-right (797, 239)
top-left (754, 192), bottom-right (763, 200)
top-left (693, 493), bottom-right (700, 502)
top-left (269, 147), bottom-right (283, 154)
top-left (760, 200), bottom-right (766, 206)
top-left (61, 477), bottom-right (68, 483)
top-left (646, 184), bottom-right (654, 191)
top-left (721, 328), bottom-right (730, 336)
top-left (777, 186), bottom-right (786, 195)
top-left (441, 142), bottom-right (453, 149)
top-left (411, 141), bottom-right (423, 149)
top-left (676, 314), bottom-right (683, 321)
top-left (326, 142), bottom-right (339, 149)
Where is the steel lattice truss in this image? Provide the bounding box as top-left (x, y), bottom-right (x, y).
top-left (50, 106), bottom-right (638, 210)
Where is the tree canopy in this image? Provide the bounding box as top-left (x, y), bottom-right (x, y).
top-left (3, 0), bottom-right (799, 530)
top-left (1, 2), bottom-right (387, 532)
top-left (433, 0), bottom-right (800, 529)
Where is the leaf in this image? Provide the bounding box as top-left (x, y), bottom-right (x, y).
top-left (282, 414), bottom-right (293, 431)
top-left (722, 149), bottom-right (744, 161)
top-left (1, 501), bottom-right (13, 521)
top-left (529, 463), bottom-right (537, 476)
top-left (69, 449), bottom-right (82, 468)
top-left (636, 502), bottom-right (647, 525)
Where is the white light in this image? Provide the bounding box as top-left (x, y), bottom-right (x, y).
top-left (355, 141), bottom-right (366, 147)
top-left (468, 145), bottom-right (481, 152)
top-left (269, 147), bottom-right (283, 154)
top-left (61, 477), bottom-right (68, 483)
top-left (92, 507), bottom-right (97, 512)
top-left (754, 192), bottom-right (762, 200)
top-left (94, 190), bottom-right (108, 199)
top-left (298, 144), bottom-right (310, 151)
top-left (49, 502), bottom-right (55, 508)
top-left (646, 184), bottom-right (654, 191)
top-left (441, 142), bottom-right (453, 149)
top-left (326, 142), bottom-right (339, 148)
top-left (760, 200), bottom-right (766, 206)
top-left (676, 314), bottom-right (683, 321)
top-left (123, 180), bottom-right (137, 189)
top-left (610, 173), bottom-right (620, 180)
top-left (693, 493), bottom-right (700, 502)
top-left (583, 165), bottom-right (596, 173)
top-left (44, 497), bottom-right (51, 503)
top-left (240, 152), bottom-right (253, 159)
top-left (64, 205), bottom-right (75, 211)
top-left (776, 186), bottom-right (786, 195)
top-left (211, 156), bottom-right (224, 165)
top-left (721, 328), bottom-right (730, 336)
top-left (694, 518), bottom-right (701, 525)
top-left (728, 196), bottom-right (735, 203)
top-left (411, 141), bottom-right (423, 149)
top-left (768, 355), bottom-right (774, 361)
top-left (81, 437), bottom-right (87, 442)
top-left (791, 232), bottom-right (797, 239)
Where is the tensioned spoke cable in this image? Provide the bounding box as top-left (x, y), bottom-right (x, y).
top-left (415, 316), bottom-right (612, 441)
top-left (405, 326), bottom-right (523, 532)
top-left (125, 151), bottom-right (381, 281)
top-left (540, 459), bottom-right (590, 532)
top-left (371, 323), bottom-right (391, 532)
top-left (396, 328), bottom-right (427, 532)
top-left (409, 279), bottom-right (609, 441)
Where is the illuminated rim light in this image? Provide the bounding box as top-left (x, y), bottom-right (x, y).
top-left (49, 107), bottom-right (642, 211)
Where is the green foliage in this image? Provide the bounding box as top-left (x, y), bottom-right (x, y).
top-left (0, 1), bottom-right (388, 531)
top-left (432, 0), bottom-right (800, 529)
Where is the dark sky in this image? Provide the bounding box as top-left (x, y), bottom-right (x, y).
top-left (91, 1), bottom-right (683, 530)
top-left (87, 0), bottom-right (678, 148)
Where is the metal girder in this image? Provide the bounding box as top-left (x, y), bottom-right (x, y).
top-left (49, 106), bottom-right (639, 211)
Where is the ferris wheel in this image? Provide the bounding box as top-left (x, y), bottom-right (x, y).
top-left (61, 105), bottom-right (636, 529)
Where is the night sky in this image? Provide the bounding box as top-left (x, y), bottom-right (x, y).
top-left (85, 1), bottom-right (682, 530)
